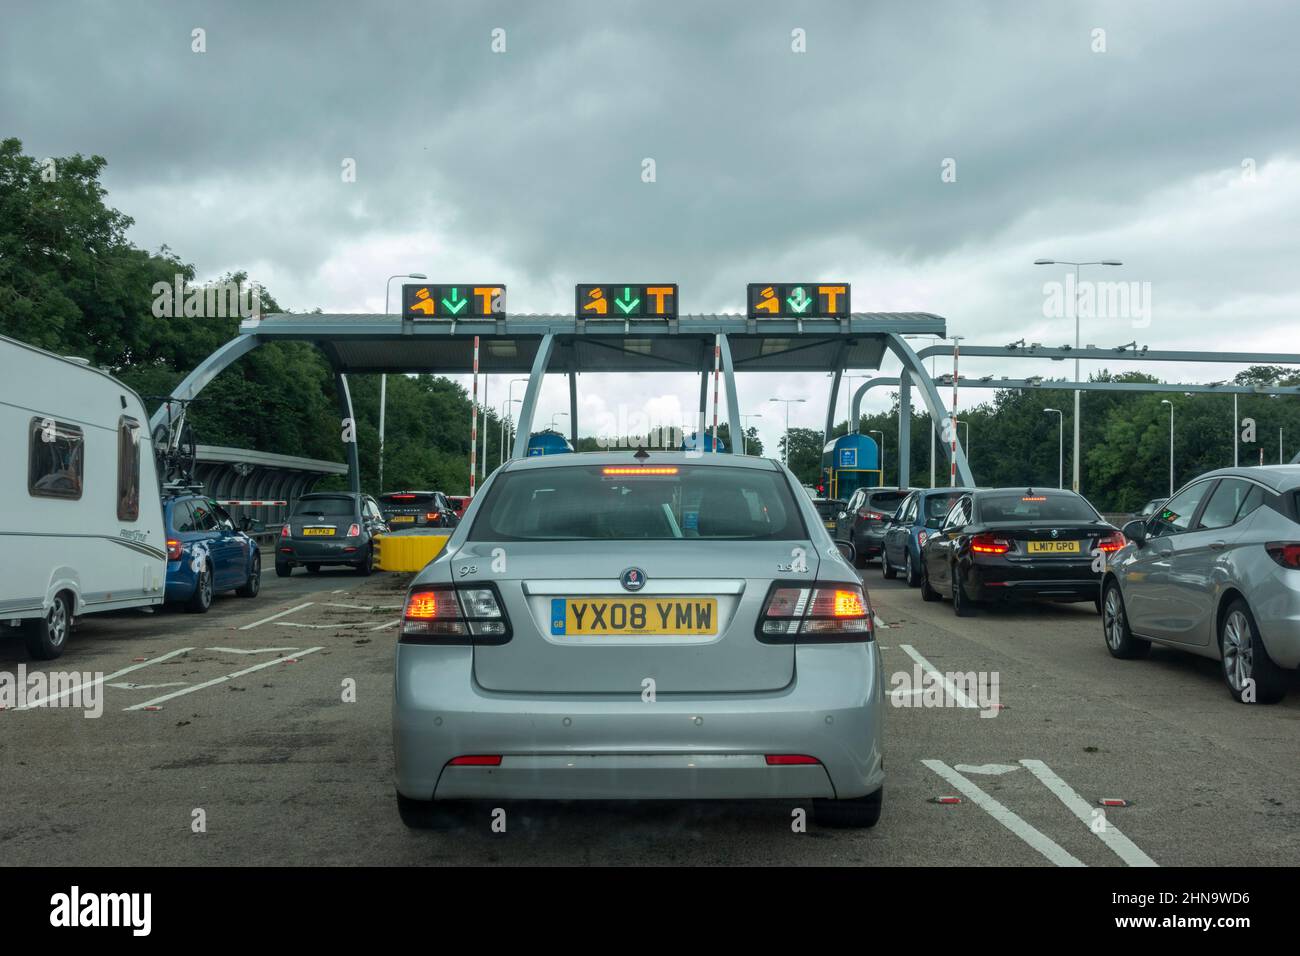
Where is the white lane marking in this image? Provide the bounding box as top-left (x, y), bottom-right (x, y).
top-left (369, 619), bottom-right (400, 631)
top-left (899, 644), bottom-right (979, 709)
top-left (871, 612), bottom-right (889, 630)
top-left (205, 646), bottom-right (301, 655)
top-left (955, 763), bottom-right (1020, 776)
top-left (16, 647), bottom-right (194, 710)
top-left (923, 760), bottom-right (1085, 867)
top-left (106, 682), bottom-right (188, 690)
top-left (238, 602), bottom-right (314, 630)
top-left (275, 621), bottom-right (369, 629)
top-left (331, 589), bottom-right (346, 594)
top-left (1020, 759), bottom-right (1158, 868)
top-left (124, 647), bottom-right (324, 711)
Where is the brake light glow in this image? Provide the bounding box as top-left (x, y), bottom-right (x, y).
top-left (1265, 542), bottom-right (1300, 569)
top-left (426, 512), bottom-right (439, 521)
top-left (970, 533), bottom-right (1011, 554)
top-left (390, 494), bottom-right (416, 500)
top-left (1022, 496), bottom-right (1047, 502)
top-left (859, 510), bottom-right (886, 521)
top-left (402, 584), bottom-right (510, 642)
top-left (1097, 532), bottom-right (1126, 552)
top-left (346, 523), bottom-right (361, 537)
top-left (758, 584), bottom-right (872, 642)
top-left (602, 466), bottom-right (679, 476)
top-left (166, 538), bottom-right (182, 561)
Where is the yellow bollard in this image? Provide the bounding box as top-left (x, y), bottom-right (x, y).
top-left (373, 533), bottom-right (451, 573)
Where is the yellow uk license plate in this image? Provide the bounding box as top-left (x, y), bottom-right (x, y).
top-left (1028, 540), bottom-right (1080, 554)
top-left (824, 521), bottom-right (836, 529)
top-left (550, 597), bottom-right (717, 636)
top-left (390, 515), bottom-right (415, 523)
top-left (302, 527), bottom-right (335, 536)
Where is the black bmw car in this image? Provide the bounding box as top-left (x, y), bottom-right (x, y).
top-left (919, 488), bottom-right (1124, 616)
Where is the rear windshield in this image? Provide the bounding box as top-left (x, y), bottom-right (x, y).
top-left (293, 496), bottom-right (356, 517)
top-left (923, 493), bottom-right (964, 520)
top-left (470, 464), bottom-right (806, 541)
top-left (978, 494), bottom-right (1099, 522)
top-left (380, 493), bottom-right (435, 507)
top-left (867, 491), bottom-right (908, 510)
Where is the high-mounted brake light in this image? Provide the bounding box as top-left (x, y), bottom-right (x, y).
top-left (1097, 532), bottom-right (1126, 552)
top-left (1265, 542), bottom-right (1300, 569)
top-left (970, 533), bottom-right (1011, 554)
top-left (602, 466), bottom-right (679, 476)
top-left (1022, 496), bottom-right (1047, 502)
top-left (401, 584), bottom-right (511, 643)
top-left (390, 494), bottom-right (416, 500)
top-left (757, 583), bottom-right (872, 642)
top-left (166, 538), bottom-right (182, 561)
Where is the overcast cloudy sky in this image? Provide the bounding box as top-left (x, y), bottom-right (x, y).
top-left (4, 0), bottom-right (1297, 455)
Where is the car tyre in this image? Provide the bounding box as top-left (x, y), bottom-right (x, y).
top-left (1102, 580), bottom-right (1149, 660)
top-left (23, 591), bottom-right (71, 660)
top-left (275, 560), bottom-right (292, 578)
top-left (920, 562), bottom-right (941, 602)
top-left (186, 563), bottom-right (213, 613)
top-left (236, 552), bottom-right (261, 598)
top-left (951, 564), bottom-right (976, 617)
top-left (881, 553), bottom-right (898, 579)
top-left (355, 546), bottom-right (375, 576)
top-left (814, 787), bottom-right (883, 828)
top-left (904, 549), bottom-right (921, 587)
top-left (1220, 599), bottom-right (1286, 704)
top-left (851, 536), bottom-right (866, 569)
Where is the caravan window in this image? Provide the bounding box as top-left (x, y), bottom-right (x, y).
top-left (28, 417), bottom-right (84, 500)
top-left (117, 417), bottom-right (141, 521)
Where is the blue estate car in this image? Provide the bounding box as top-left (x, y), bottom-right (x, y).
top-left (880, 487), bottom-right (974, 586)
top-left (163, 494), bottom-right (261, 612)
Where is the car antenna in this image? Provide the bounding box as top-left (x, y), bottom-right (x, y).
top-left (634, 445), bottom-right (650, 461)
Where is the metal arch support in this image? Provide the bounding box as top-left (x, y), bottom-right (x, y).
top-left (884, 334), bottom-right (975, 487)
top-left (718, 333), bottom-right (743, 454)
top-left (334, 373), bottom-right (361, 494)
top-left (916, 344), bottom-right (1300, 366)
top-left (569, 368), bottom-right (578, 447)
top-left (898, 373), bottom-right (911, 488)
top-left (512, 333), bottom-right (556, 459)
top-left (148, 333), bottom-right (262, 433)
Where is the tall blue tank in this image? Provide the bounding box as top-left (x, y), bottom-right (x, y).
top-left (527, 431), bottom-right (574, 456)
top-left (680, 431), bottom-right (727, 453)
top-left (820, 433), bottom-right (881, 499)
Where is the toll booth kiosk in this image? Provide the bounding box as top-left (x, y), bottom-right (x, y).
top-left (527, 431), bottom-right (574, 456)
top-left (821, 433), bottom-right (882, 499)
top-left (680, 431), bottom-right (726, 454)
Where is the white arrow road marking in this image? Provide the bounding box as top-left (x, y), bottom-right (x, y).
top-left (1020, 759), bottom-right (1158, 867)
top-left (238, 602), bottom-right (314, 630)
top-left (324, 602), bottom-right (403, 611)
top-left (124, 648), bottom-right (324, 711)
top-left (899, 644), bottom-right (980, 709)
top-left (16, 647), bottom-right (194, 710)
top-left (954, 763), bottom-right (1021, 776)
top-left (106, 682), bottom-right (189, 690)
top-left (204, 646), bottom-right (301, 655)
top-left (275, 621), bottom-right (369, 629)
top-left (871, 613), bottom-right (889, 630)
top-left (922, 760), bottom-right (1085, 867)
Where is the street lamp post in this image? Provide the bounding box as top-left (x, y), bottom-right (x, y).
top-left (380, 272), bottom-right (428, 491)
top-left (551, 411), bottom-right (568, 433)
top-left (1033, 258), bottom-right (1123, 495)
top-left (868, 429), bottom-right (885, 485)
top-left (1161, 399), bottom-right (1175, 496)
top-left (769, 398), bottom-right (806, 466)
top-left (1043, 408), bottom-right (1064, 489)
top-left (740, 413), bottom-right (762, 455)
top-left (504, 378), bottom-right (529, 463)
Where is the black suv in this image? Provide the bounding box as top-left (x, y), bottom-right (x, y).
top-left (378, 491), bottom-right (459, 529)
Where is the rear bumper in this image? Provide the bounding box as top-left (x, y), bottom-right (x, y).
top-left (966, 559), bottom-right (1100, 603)
top-left (1253, 568), bottom-right (1300, 669)
top-left (164, 560), bottom-right (197, 601)
top-left (393, 643), bottom-right (885, 802)
top-left (279, 538), bottom-right (368, 563)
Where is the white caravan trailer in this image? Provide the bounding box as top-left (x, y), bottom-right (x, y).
top-left (0, 334), bottom-right (166, 658)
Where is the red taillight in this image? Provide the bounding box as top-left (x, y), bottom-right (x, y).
top-left (765, 755), bottom-right (821, 766)
top-left (166, 538), bottom-right (182, 561)
top-left (448, 755), bottom-right (502, 766)
top-left (1265, 542), bottom-right (1300, 569)
top-left (346, 523), bottom-right (361, 537)
top-left (425, 512), bottom-right (439, 521)
top-left (918, 530), bottom-right (929, 547)
top-left (970, 533), bottom-right (1010, 554)
top-left (280, 523), bottom-right (290, 538)
top-left (1097, 532), bottom-right (1126, 553)
top-left (402, 585), bottom-right (509, 641)
top-left (758, 584), bottom-right (872, 642)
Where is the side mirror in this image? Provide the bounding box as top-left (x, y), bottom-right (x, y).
top-left (1122, 519), bottom-right (1146, 546)
top-left (836, 540), bottom-right (857, 564)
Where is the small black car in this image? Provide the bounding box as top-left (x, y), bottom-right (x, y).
top-left (919, 488), bottom-right (1123, 616)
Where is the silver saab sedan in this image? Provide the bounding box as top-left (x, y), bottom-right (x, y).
top-left (393, 451), bottom-right (885, 828)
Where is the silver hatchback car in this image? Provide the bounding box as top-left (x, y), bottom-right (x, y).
top-left (393, 451), bottom-right (885, 828)
top-left (1101, 466), bottom-right (1300, 703)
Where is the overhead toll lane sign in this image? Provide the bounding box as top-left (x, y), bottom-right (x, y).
top-left (576, 284), bottom-right (678, 319)
top-left (402, 284), bottom-right (506, 319)
top-left (746, 283), bottom-right (850, 319)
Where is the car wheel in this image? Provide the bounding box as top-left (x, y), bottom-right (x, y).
top-left (355, 546), bottom-right (374, 576)
top-left (23, 591), bottom-right (71, 660)
top-left (306, 563), bottom-right (321, 575)
top-left (185, 563), bottom-right (213, 613)
top-left (881, 551), bottom-right (898, 579)
top-left (236, 552), bottom-right (261, 598)
top-left (1102, 580), bottom-right (1149, 659)
top-left (851, 535), bottom-right (866, 569)
top-left (952, 564), bottom-right (976, 617)
top-left (1220, 599), bottom-right (1287, 704)
top-left (814, 787), bottom-right (883, 828)
top-left (904, 549), bottom-right (921, 587)
top-left (274, 560), bottom-right (293, 578)
top-left (920, 561), bottom-right (941, 602)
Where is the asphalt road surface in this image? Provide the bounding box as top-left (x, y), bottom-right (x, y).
top-left (2, 557), bottom-right (1297, 866)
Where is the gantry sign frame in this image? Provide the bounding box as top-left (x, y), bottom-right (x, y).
top-left (150, 311), bottom-right (976, 492)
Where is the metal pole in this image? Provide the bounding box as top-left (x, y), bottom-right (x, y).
top-left (378, 373), bottom-right (386, 491)
top-left (469, 336), bottom-right (479, 496)
top-left (711, 335), bottom-right (720, 452)
top-left (1058, 416), bottom-right (1063, 489)
top-left (1073, 263), bottom-right (1081, 494)
top-left (950, 336), bottom-right (962, 487)
top-left (481, 375), bottom-right (488, 480)
top-left (930, 355), bottom-right (937, 488)
top-left (1233, 393), bottom-right (1239, 467)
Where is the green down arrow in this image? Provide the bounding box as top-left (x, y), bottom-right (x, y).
top-left (786, 286), bottom-right (812, 313)
top-left (441, 287), bottom-right (468, 314)
top-left (615, 287), bottom-right (641, 314)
